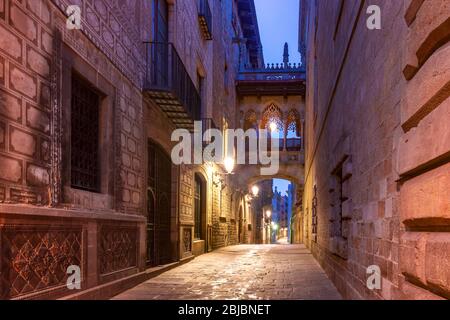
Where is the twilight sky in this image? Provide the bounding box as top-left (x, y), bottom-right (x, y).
top-left (254, 0), bottom-right (301, 65)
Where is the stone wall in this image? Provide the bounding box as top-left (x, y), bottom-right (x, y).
top-left (0, 0), bottom-right (149, 299)
top-left (301, 0), bottom-right (450, 300)
top-left (397, 0), bottom-right (450, 300)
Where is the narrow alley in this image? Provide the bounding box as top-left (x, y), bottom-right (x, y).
top-left (0, 0), bottom-right (448, 303)
top-left (113, 244), bottom-right (341, 300)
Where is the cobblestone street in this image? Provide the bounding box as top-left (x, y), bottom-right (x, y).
top-left (113, 244), bottom-right (342, 300)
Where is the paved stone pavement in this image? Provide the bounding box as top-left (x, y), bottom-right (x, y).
top-left (113, 244), bottom-right (342, 300)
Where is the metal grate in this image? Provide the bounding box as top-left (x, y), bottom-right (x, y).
top-left (0, 225), bottom-right (82, 299)
top-left (194, 176), bottom-right (202, 239)
top-left (99, 225), bottom-right (137, 275)
top-left (70, 75), bottom-right (100, 192)
top-left (147, 140), bottom-right (172, 266)
top-left (143, 42), bottom-right (202, 127)
top-left (312, 185), bottom-right (318, 237)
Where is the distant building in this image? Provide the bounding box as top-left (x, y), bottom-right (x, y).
top-left (297, 0), bottom-right (450, 300)
top-left (272, 185), bottom-right (291, 240)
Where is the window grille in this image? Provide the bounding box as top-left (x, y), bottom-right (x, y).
top-left (70, 75), bottom-right (100, 192)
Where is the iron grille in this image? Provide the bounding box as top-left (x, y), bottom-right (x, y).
top-left (71, 75), bottom-right (100, 192)
top-left (143, 42), bottom-right (202, 125)
top-left (194, 176), bottom-right (202, 239)
top-left (147, 140), bottom-right (172, 266)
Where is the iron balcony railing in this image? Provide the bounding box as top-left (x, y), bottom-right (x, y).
top-left (245, 137), bottom-right (302, 152)
top-left (198, 0), bottom-right (212, 40)
top-left (143, 42), bottom-right (201, 126)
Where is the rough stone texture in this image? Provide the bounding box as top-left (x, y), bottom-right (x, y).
top-left (0, 0), bottom-right (148, 299)
top-left (0, 23), bottom-right (23, 62)
top-left (0, 89), bottom-right (22, 122)
top-left (400, 232), bottom-right (450, 299)
top-left (400, 162), bottom-right (450, 225)
top-left (300, 0), bottom-right (450, 300)
top-left (113, 245), bottom-right (342, 300)
top-left (0, 154), bottom-right (22, 183)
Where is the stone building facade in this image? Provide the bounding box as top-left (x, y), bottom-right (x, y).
top-left (0, 0), bottom-right (260, 299)
top-left (298, 0), bottom-right (450, 300)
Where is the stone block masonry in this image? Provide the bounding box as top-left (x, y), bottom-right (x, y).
top-left (300, 0), bottom-right (450, 300)
top-left (0, 0), bottom-right (148, 299)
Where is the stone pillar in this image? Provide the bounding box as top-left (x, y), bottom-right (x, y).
top-left (86, 221), bottom-right (99, 289)
top-left (301, 119), bottom-right (305, 150)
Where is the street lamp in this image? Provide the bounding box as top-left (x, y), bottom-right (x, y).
top-left (265, 210), bottom-right (272, 219)
top-left (251, 185), bottom-right (259, 197)
top-left (223, 156), bottom-right (235, 174)
top-left (269, 122), bottom-right (278, 132)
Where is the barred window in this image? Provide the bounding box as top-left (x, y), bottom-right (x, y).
top-left (71, 74), bottom-right (100, 192)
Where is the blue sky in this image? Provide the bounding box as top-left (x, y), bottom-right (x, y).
top-left (273, 179), bottom-right (291, 195)
top-left (254, 0), bottom-right (301, 65)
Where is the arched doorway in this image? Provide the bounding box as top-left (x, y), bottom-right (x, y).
top-left (246, 177), bottom-right (300, 245)
top-left (238, 205), bottom-right (244, 243)
top-left (147, 139), bottom-right (172, 266)
top-left (193, 173), bottom-right (207, 255)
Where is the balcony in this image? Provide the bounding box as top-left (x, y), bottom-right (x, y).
top-left (237, 63), bottom-right (306, 97)
top-left (198, 0), bottom-right (212, 40)
top-left (286, 138), bottom-right (302, 151)
top-left (266, 138), bottom-right (302, 152)
top-left (143, 42), bottom-right (201, 131)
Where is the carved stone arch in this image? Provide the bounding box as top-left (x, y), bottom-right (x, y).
top-left (286, 109), bottom-right (301, 136)
top-left (261, 103), bottom-right (284, 130)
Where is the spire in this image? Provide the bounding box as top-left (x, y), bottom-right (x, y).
top-left (283, 42), bottom-right (289, 66)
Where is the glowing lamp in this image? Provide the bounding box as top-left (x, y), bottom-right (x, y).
top-left (223, 157), bottom-right (235, 174)
top-left (269, 122), bottom-right (278, 132)
top-left (251, 185), bottom-right (259, 197)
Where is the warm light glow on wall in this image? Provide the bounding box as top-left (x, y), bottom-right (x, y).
top-left (206, 162), bottom-right (215, 177)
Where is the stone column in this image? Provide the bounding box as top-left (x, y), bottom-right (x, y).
top-left (301, 119), bottom-right (305, 150)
